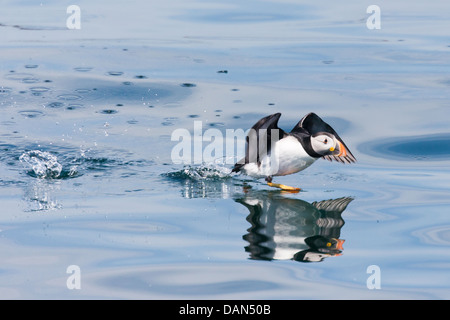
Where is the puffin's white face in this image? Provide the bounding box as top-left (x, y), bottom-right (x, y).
top-left (310, 133), bottom-right (337, 155)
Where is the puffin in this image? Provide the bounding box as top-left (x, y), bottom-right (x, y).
top-left (232, 112), bottom-right (356, 191)
top-left (237, 193), bottom-right (352, 262)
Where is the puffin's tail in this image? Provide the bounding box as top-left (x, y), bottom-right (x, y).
top-left (232, 161), bottom-right (244, 173)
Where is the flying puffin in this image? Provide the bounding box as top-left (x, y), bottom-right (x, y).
top-left (232, 112), bottom-right (356, 191)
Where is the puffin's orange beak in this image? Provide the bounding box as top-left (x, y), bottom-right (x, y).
top-left (335, 239), bottom-right (345, 250)
top-left (337, 140), bottom-right (348, 157)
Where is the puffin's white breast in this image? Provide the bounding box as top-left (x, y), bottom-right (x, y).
top-left (243, 135), bottom-right (317, 178)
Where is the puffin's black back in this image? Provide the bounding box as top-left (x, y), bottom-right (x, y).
top-left (291, 112), bottom-right (337, 136)
top-left (232, 113), bottom-right (286, 172)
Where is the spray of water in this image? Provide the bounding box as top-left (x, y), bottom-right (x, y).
top-left (19, 150), bottom-right (63, 179)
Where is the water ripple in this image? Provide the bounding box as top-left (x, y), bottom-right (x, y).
top-left (30, 86), bottom-right (51, 95)
top-left (4, 72), bottom-right (34, 81)
top-left (413, 225), bottom-right (450, 246)
top-left (359, 133), bottom-right (450, 161)
top-left (57, 94), bottom-right (82, 101)
top-left (18, 110), bottom-right (45, 118)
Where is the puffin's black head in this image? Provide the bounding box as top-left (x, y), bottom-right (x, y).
top-left (293, 112), bottom-right (356, 163)
top-left (305, 235), bottom-right (345, 254)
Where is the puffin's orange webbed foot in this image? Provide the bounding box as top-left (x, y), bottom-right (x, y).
top-left (267, 182), bottom-right (301, 193)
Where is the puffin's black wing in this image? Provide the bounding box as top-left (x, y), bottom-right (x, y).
top-left (311, 197), bottom-right (353, 239)
top-left (291, 112), bottom-right (356, 164)
top-left (232, 113), bottom-right (286, 172)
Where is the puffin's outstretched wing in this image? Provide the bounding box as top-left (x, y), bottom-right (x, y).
top-left (312, 196), bottom-right (354, 214)
top-left (311, 197), bottom-right (353, 239)
top-left (232, 113), bottom-right (286, 172)
top-left (292, 113), bottom-right (356, 164)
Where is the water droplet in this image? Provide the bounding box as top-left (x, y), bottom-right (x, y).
top-left (107, 71), bottom-right (123, 76)
top-left (57, 94), bottom-right (82, 101)
top-left (208, 122), bottom-right (225, 127)
top-left (66, 104), bottom-right (84, 110)
top-left (161, 117), bottom-right (178, 126)
top-left (19, 110), bottom-right (45, 118)
top-left (22, 77), bottom-right (39, 83)
top-left (75, 88), bottom-right (91, 94)
top-left (99, 109), bottom-right (118, 114)
top-left (30, 87), bottom-right (50, 96)
top-left (0, 87), bottom-right (13, 95)
top-left (74, 67), bottom-right (93, 72)
top-left (180, 83), bottom-right (196, 87)
top-left (25, 64), bottom-right (38, 69)
top-left (30, 86), bottom-right (50, 93)
top-left (46, 102), bottom-right (65, 108)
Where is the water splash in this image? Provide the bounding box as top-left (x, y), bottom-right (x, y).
top-left (25, 179), bottom-right (62, 211)
top-left (19, 150), bottom-right (63, 179)
top-left (162, 164), bottom-right (244, 199)
top-left (165, 163), bottom-right (232, 181)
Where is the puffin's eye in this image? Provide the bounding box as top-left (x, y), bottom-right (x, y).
top-left (324, 138), bottom-right (328, 144)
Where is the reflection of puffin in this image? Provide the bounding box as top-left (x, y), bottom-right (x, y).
top-left (232, 113), bottom-right (356, 191)
top-left (236, 191), bottom-right (353, 263)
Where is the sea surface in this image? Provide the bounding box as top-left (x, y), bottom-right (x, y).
top-left (1, 0), bottom-right (450, 299)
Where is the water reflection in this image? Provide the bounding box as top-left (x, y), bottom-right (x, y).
top-left (165, 167), bottom-right (353, 263)
top-left (236, 192), bottom-right (353, 263)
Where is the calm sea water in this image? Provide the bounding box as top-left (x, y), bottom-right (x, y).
top-left (1, 0), bottom-right (450, 299)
